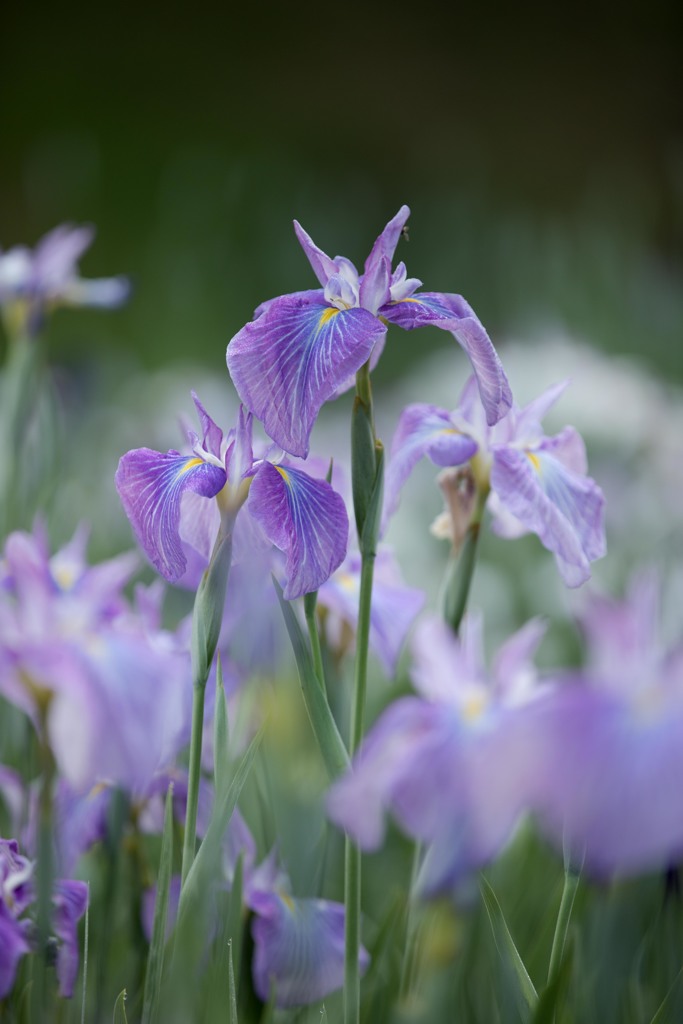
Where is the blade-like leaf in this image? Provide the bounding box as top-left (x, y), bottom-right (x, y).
top-left (274, 577), bottom-right (349, 779)
top-left (481, 876), bottom-right (538, 1017)
top-left (531, 941), bottom-right (574, 1024)
top-left (213, 655), bottom-right (231, 793)
top-left (113, 990), bottom-right (129, 1024)
top-left (175, 729), bottom-right (263, 967)
top-left (228, 940), bottom-right (239, 1024)
top-left (649, 964), bottom-right (683, 1024)
top-left (141, 783), bottom-right (175, 1024)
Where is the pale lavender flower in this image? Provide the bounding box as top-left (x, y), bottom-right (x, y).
top-left (0, 526), bottom-right (190, 791)
top-left (535, 571), bottom-right (683, 876)
top-left (318, 547), bottom-right (425, 677)
top-left (115, 394), bottom-right (349, 599)
top-left (0, 224), bottom-right (129, 336)
top-left (227, 207), bottom-right (511, 458)
top-left (385, 376), bottom-right (606, 587)
top-left (328, 613), bottom-right (554, 893)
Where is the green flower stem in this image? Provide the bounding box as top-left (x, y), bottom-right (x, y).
top-left (345, 361), bottom-right (382, 1024)
top-left (181, 525), bottom-right (233, 888)
top-left (0, 334), bottom-right (41, 534)
top-left (304, 592), bottom-right (326, 693)
top-left (547, 862), bottom-right (580, 984)
top-left (441, 483), bottom-right (489, 635)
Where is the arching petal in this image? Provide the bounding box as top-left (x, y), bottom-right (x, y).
top-left (247, 463), bottom-right (348, 599)
top-left (249, 890), bottom-right (369, 1007)
top-left (381, 292), bottom-right (512, 426)
top-left (491, 445), bottom-right (605, 587)
top-left (227, 295), bottom-right (385, 457)
top-left (115, 449), bottom-right (226, 582)
top-left (384, 403), bottom-right (478, 522)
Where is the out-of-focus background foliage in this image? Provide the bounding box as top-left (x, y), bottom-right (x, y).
top-left (2, 0), bottom-right (682, 584)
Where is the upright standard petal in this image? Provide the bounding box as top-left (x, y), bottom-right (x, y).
top-left (227, 295), bottom-right (385, 457)
top-left (381, 292), bottom-right (512, 425)
top-left (247, 463), bottom-right (348, 599)
top-left (249, 890), bottom-right (369, 1007)
top-left (115, 448), bottom-right (226, 582)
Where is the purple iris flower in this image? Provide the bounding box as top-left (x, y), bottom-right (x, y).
top-left (534, 571), bottom-right (683, 876)
top-left (115, 394), bottom-right (348, 600)
top-left (385, 376), bottom-right (606, 587)
top-left (0, 526), bottom-right (191, 791)
top-left (0, 224), bottom-right (129, 336)
top-left (327, 613), bottom-right (555, 894)
top-left (0, 837), bottom-right (87, 999)
top-left (226, 206), bottom-right (511, 458)
top-left (318, 548), bottom-right (425, 677)
top-left (141, 815), bottom-right (368, 1007)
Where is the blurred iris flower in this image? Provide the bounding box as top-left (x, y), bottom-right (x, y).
top-left (535, 570), bottom-right (683, 876)
top-left (115, 394), bottom-right (348, 599)
top-left (0, 837), bottom-right (87, 998)
top-left (0, 224), bottom-right (129, 337)
top-left (0, 524), bottom-right (190, 790)
top-left (227, 206), bottom-right (511, 458)
top-left (385, 377), bottom-right (606, 587)
top-left (327, 613), bottom-right (555, 895)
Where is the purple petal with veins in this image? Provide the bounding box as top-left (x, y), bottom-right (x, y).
top-left (247, 463), bottom-right (348, 599)
top-left (227, 294), bottom-right (385, 457)
top-left (381, 292), bottom-right (512, 425)
top-left (384, 403), bottom-right (478, 522)
top-left (115, 448), bottom-right (226, 582)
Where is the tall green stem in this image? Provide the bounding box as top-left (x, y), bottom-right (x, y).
top-left (344, 361), bottom-right (383, 1024)
top-left (181, 527), bottom-right (232, 887)
top-left (32, 705), bottom-right (56, 1024)
top-left (304, 592), bottom-right (326, 693)
top-left (441, 482), bottom-right (489, 635)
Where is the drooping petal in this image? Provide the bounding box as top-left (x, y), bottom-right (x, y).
top-left (0, 902), bottom-right (30, 998)
top-left (381, 292), bottom-right (512, 425)
top-left (60, 275), bottom-right (130, 309)
top-left (227, 294), bottom-right (385, 457)
top-left (384, 403), bottom-right (479, 521)
top-left (249, 890), bottom-right (369, 1007)
top-left (115, 448), bottom-right (226, 582)
top-left (491, 444), bottom-right (606, 587)
top-left (247, 463), bottom-right (348, 599)
top-left (52, 879), bottom-right (89, 997)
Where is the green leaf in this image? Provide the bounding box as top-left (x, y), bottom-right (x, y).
top-left (531, 941), bottom-right (574, 1024)
top-left (80, 881), bottom-right (90, 1024)
top-left (141, 784), bottom-right (174, 1024)
top-left (480, 876), bottom-right (538, 1018)
top-left (228, 939), bottom-right (239, 1024)
top-left (226, 855), bottom-right (244, 984)
top-left (649, 963), bottom-right (683, 1024)
top-left (174, 728), bottom-right (263, 968)
top-left (213, 655), bottom-right (231, 794)
top-left (274, 577), bottom-right (349, 779)
top-left (113, 989), bottom-right (129, 1024)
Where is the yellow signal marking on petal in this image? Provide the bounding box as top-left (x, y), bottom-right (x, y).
top-left (179, 456), bottom-right (204, 475)
top-left (274, 465), bottom-right (291, 485)
top-left (318, 306), bottom-right (341, 329)
top-left (462, 692), bottom-right (488, 723)
top-left (526, 451), bottom-right (541, 473)
top-left (280, 892), bottom-right (295, 912)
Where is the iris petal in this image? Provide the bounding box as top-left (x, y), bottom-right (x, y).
top-left (115, 449), bottom-right (226, 582)
top-left (247, 463), bottom-right (348, 599)
top-left (381, 292), bottom-right (512, 425)
top-left (227, 295), bottom-right (385, 457)
top-left (249, 890), bottom-right (369, 1007)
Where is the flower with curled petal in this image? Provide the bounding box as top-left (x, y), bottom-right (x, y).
top-left (115, 394), bottom-right (349, 599)
top-left (227, 206), bottom-right (511, 458)
top-left (385, 376), bottom-right (606, 587)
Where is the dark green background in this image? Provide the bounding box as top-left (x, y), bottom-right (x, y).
top-left (2, 1), bottom-right (682, 382)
